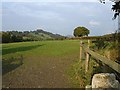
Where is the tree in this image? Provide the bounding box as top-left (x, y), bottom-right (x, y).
top-left (99, 0), bottom-right (120, 19)
top-left (73, 26), bottom-right (90, 37)
top-left (100, 0), bottom-right (120, 63)
top-left (2, 31), bottom-right (23, 43)
top-left (11, 34), bottom-right (23, 42)
top-left (2, 32), bottom-right (11, 43)
top-left (112, 1), bottom-right (120, 19)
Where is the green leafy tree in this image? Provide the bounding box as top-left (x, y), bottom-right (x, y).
top-left (73, 26), bottom-right (90, 37)
top-left (2, 31), bottom-right (23, 43)
top-left (2, 32), bottom-right (11, 43)
top-left (11, 34), bottom-right (23, 42)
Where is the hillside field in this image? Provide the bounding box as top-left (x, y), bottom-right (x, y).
top-left (2, 40), bottom-right (82, 88)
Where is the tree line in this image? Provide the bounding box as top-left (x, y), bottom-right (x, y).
top-left (2, 31), bottom-right (23, 43)
top-left (1, 30), bottom-right (66, 43)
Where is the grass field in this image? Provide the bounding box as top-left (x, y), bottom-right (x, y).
top-left (2, 40), bottom-right (82, 88)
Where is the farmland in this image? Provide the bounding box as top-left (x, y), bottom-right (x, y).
top-left (2, 40), bottom-right (82, 88)
top-left (2, 39), bottom-right (120, 88)
top-left (2, 1), bottom-right (120, 88)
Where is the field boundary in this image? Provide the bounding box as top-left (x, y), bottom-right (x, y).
top-left (80, 40), bottom-right (120, 74)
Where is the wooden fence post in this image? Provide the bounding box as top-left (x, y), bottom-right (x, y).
top-left (85, 40), bottom-right (90, 72)
top-left (80, 40), bottom-right (83, 62)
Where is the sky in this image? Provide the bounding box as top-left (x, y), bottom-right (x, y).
top-left (1, 1), bottom-right (118, 36)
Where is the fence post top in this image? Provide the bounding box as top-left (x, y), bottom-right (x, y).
top-left (80, 41), bottom-right (84, 46)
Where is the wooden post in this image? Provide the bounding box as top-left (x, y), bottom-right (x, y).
top-left (85, 40), bottom-right (90, 72)
top-left (88, 39), bottom-right (90, 48)
top-left (80, 40), bottom-right (83, 62)
top-left (85, 52), bottom-right (90, 72)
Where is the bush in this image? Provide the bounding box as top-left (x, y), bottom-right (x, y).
top-left (94, 39), bottom-right (106, 49)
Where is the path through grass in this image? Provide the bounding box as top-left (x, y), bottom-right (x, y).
top-left (2, 40), bottom-right (80, 88)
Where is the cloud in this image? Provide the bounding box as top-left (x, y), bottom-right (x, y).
top-left (89, 20), bottom-right (100, 26)
top-left (3, 3), bottom-right (64, 21)
top-left (2, 2), bottom-right (116, 36)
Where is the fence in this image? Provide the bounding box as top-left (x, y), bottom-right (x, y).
top-left (80, 40), bottom-right (120, 88)
top-left (80, 40), bottom-right (120, 74)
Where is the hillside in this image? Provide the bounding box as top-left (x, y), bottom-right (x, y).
top-left (29, 29), bottom-right (65, 40)
top-left (2, 29), bottom-right (65, 43)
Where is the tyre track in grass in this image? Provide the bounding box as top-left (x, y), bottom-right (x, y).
top-left (3, 54), bottom-right (78, 88)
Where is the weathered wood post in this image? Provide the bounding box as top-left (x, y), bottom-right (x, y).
top-left (79, 40), bottom-right (83, 62)
top-left (85, 39), bottom-right (90, 72)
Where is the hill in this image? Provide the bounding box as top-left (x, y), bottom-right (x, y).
top-left (29, 29), bottom-right (65, 40)
top-left (2, 29), bottom-right (66, 43)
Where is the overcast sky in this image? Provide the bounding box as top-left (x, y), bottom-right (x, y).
top-left (2, 1), bottom-right (118, 36)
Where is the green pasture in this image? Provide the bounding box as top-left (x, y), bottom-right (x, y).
top-left (2, 40), bottom-right (113, 88)
top-left (2, 40), bottom-right (80, 58)
top-left (2, 40), bottom-right (84, 88)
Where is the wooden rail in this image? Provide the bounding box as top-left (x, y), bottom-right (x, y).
top-left (80, 40), bottom-right (120, 74)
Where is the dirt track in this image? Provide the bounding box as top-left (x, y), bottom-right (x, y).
top-left (3, 54), bottom-right (78, 88)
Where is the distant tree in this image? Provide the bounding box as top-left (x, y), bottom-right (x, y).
top-left (11, 34), bottom-right (17, 42)
top-left (2, 31), bottom-right (23, 43)
top-left (11, 34), bottom-right (23, 42)
top-left (73, 26), bottom-right (90, 37)
top-left (2, 32), bottom-right (12, 43)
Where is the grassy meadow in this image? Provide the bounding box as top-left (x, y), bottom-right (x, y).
top-left (2, 40), bottom-right (84, 88)
top-left (2, 39), bottom-right (118, 88)
top-left (2, 32), bottom-right (118, 88)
